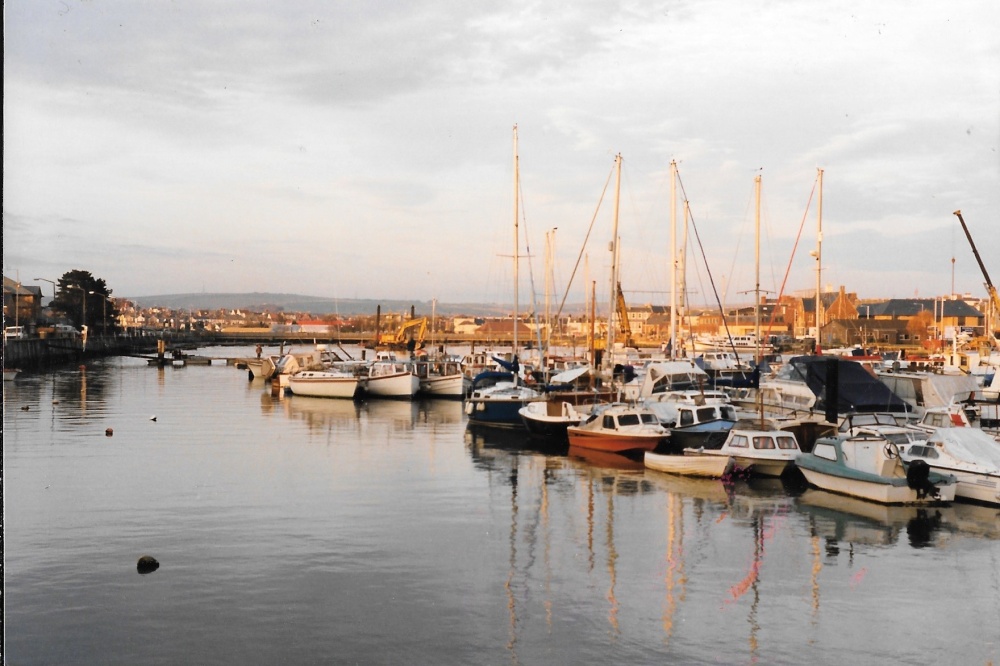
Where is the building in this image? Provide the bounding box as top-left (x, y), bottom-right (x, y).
top-left (3, 276), bottom-right (43, 331)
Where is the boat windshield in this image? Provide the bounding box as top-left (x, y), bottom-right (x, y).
top-left (776, 436), bottom-right (798, 450)
top-left (641, 413), bottom-right (659, 425)
top-left (883, 432), bottom-right (916, 445)
top-left (617, 414), bottom-right (641, 427)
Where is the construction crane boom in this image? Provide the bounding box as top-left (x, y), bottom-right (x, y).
top-left (954, 210), bottom-right (1000, 318)
top-left (615, 281), bottom-right (634, 347)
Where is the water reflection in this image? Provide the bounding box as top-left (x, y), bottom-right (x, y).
top-left (282, 395), bottom-right (365, 432)
top-left (797, 489), bottom-right (945, 550)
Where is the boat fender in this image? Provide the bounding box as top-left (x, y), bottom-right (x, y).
top-left (905, 459), bottom-right (938, 500)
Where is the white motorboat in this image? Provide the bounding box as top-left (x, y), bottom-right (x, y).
top-left (288, 370), bottom-right (364, 400)
top-left (414, 358), bottom-right (465, 399)
top-left (365, 358), bottom-right (420, 399)
top-left (696, 427), bottom-right (802, 477)
top-left (900, 428), bottom-right (1000, 506)
top-left (796, 435), bottom-right (957, 505)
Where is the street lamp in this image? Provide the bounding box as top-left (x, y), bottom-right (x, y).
top-left (68, 284), bottom-right (87, 331)
top-left (34, 277), bottom-right (57, 299)
top-left (89, 291), bottom-right (107, 336)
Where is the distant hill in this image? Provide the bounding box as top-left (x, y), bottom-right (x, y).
top-left (124, 293), bottom-right (531, 317)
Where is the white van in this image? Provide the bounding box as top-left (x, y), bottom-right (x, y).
top-left (4, 326), bottom-right (26, 340)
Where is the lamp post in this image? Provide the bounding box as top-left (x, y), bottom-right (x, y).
top-left (68, 284), bottom-right (87, 331)
top-left (34, 277), bottom-right (57, 300)
top-left (88, 291), bottom-right (107, 336)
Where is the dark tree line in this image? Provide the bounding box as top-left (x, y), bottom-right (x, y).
top-left (49, 270), bottom-right (120, 334)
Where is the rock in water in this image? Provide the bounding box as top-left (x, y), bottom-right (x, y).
top-left (137, 555), bottom-right (160, 574)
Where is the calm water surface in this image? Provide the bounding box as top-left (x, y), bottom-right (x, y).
top-left (4, 347), bottom-right (1000, 664)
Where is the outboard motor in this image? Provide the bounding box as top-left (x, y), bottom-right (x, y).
top-left (905, 459), bottom-right (938, 500)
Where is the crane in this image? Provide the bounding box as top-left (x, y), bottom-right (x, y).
top-left (615, 281), bottom-right (635, 347)
top-left (954, 210), bottom-right (1000, 324)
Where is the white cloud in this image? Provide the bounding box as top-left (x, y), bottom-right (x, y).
top-left (4, 0), bottom-right (998, 307)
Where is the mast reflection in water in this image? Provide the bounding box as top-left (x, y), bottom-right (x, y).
top-left (3, 350), bottom-right (999, 665)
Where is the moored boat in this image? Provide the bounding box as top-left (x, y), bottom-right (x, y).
top-left (697, 427), bottom-right (802, 477)
top-left (414, 358), bottom-right (465, 399)
top-left (287, 370), bottom-right (363, 400)
top-left (796, 435), bottom-right (957, 505)
top-left (900, 428), bottom-right (1000, 506)
top-left (643, 449), bottom-right (733, 478)
top-left (365, 358), bottom-right (420, 399)
top-left (566, 403), bottom-right (667, 454)
top-left (466, 374), bottom-right (541, 428)
top-left (518, 399), bottom-right (588, 439)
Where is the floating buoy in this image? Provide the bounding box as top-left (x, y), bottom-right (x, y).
top-left (137, 555), bottom-right (159, 574)
top-left (52, 399), bottom-right (60, 404)
top-left (21, 405), bottom-right (30, 411)
top-left (105, 428), bottom-right (114, 437)
top-left (150, 416), bottom-right (157, 422)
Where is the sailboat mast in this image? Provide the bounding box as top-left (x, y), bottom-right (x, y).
top-left (512, 125), bottom-right (520, 359)
top-left (815, 168), bottom-right (824, 350)
top-left (670, 160), bottom-right (678, 360)
top-left (755, 174), bottom-right (764, 427)
top-left (681, 199), bottom-right (690, 355)
top-left (754, 174), bottom-right (762, 364)
top-left (606, 154), bottom-right (622, 367)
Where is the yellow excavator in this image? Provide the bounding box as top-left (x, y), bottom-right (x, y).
top-left (954, 210), bottom-right (1000, 345)
top-left (615, 281), bottom-right (635, 347)
top-left (380, 317), bottom-right (428, 349)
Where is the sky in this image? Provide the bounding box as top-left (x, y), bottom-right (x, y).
top-left (4, 0), bottom-right (999, 312)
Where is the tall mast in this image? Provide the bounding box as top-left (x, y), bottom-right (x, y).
top-left (681, 198), bottom-right (689, 355)
top-left (545, 228), bottom-right (556, 354)
top-left (815, 168), bottom-right (824, 349)
top-left (755, 174), bottom-right (764, 427)
top-left (670, 160), bottom-right (678, 359)
top-left (606, 154), bottom-right (622, 366)
top-left (754, 174), bottom-right (762, 366)
top-left (512, 125), bottom-right (519, 358)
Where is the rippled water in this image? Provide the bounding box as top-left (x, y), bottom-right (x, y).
top-left (4, 347), bottom-right (1000, 664)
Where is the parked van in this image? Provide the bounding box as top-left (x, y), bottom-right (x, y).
top-left (4, 326), bottom-right (26, 340)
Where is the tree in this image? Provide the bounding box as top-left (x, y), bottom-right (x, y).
top-left (50, 270), bottom-right (120, 335)
top-left (906, 309), bottom-right (935, 342)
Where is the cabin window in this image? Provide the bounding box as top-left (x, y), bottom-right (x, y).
top-left (729, 435), bottom-right (749, 448)
top-left (618, 414), bottom-right (641, 427)
top-left (604, 416), bottom-right (616, 429)
top-left (679, 410), bottom-right (694, 426)
top-left (641, 413), bottom-right (659, 425)
top-left (909, 445), bottom-right (939, 459)
top-left (721, 406), bottom-right (737, 420)
top-left (697, 407), bottom-right (717, 422)
top-left (813, 442), bottom-right (837, 461)
top-left (753, 436), bottom-right (776, 450)
top-left (776, 436), bottom-right (798, 450)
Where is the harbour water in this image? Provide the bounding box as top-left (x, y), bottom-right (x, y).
top-left (4, 347), bottom-right (1000, 664)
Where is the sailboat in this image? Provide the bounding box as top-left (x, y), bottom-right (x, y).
top-left (465, 126), bottom-right (542, 427)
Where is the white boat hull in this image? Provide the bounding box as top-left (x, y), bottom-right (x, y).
top-left (366, 372), bottom-right (420, 399)
top-left (288, 372), bottom-right (361, 399)
top-left (948, 470), bottom-right (1000, 506)
top-left (644, 451), bottom-right (732, 478)
top-left (797, 467), bottom-right (957, 505)
top-left (420, 374), bottom-right (465, 398)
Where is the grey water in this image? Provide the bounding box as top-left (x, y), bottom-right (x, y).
top-left (3, 347), bottom-right (1000, 665)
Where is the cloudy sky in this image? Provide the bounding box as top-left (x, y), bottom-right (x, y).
top-left (4, 1), bottom-right (999, 311)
